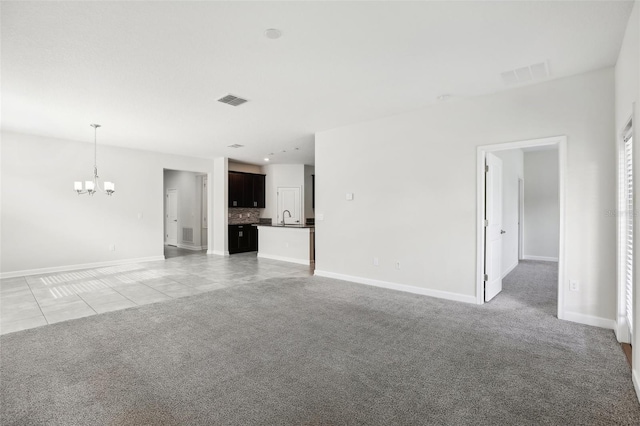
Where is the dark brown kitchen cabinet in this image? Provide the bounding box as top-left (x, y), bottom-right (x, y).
top-left (252, 174), bottom-right (266, 208)
top-left (228, 172), bottom-right (266, 208)
top-left (228, 224), bottom-right (258, 254)
top-left (228, 172), bottom-right (245, 207)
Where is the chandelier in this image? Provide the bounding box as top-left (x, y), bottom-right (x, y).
top-left (74, 124), bottom-right (115, 196)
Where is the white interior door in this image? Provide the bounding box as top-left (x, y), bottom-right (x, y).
top-left (277, 187), bottom-right (301, 225)
top-left (518, 178), bottom-right (524, 260)
top-left (166, 189), bottom-right (178, 246)
top-left (485, 153), bottom-right (503, 301)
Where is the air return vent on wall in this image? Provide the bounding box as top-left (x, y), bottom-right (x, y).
top-left (217, 94), bottom-right (249, 106)
top-left (182, 227), bottom-right (194, 243)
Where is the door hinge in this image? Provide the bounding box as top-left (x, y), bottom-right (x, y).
top-left (484, 219), bottom-right (488, 227)
top-left (483, 274), bottom-right (489, 281)
top-left (485, 165), bottom-right (489, 173)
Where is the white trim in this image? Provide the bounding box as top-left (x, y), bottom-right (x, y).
top-left (207, 250), bottom-right (229, 256)
top-left (633, 370), bottom-right (640, 404)
top-left (177, 244), bottom-right (206, 251)
top-left (563, 310), bottom-right (616, 330)
top-left (522, 255), bottom-right (559, 262)
top-left (616, 316), bottom-right (631, 344)
top-left (477, 136), bottom-right (567, 321)
top-left (314, 270), bottom-right (477, 304)
top-left (0, 256), bottom-right (165, 279)
top-left (501, 260), bottom-right (518, 279)
top-left (258, 253), bottom-right (311, 265)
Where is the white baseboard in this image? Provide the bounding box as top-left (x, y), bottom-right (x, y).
top-left (522, 255), bottom-right (559, 262)
top-left (563, 310), bottom-right (616, 330)
top-left (633, 370), bottom-right (640, 404)
top-left (207, 250), bottom-right (229, 256)
top-left (177, 244), bottom-right (206, 251)
top-left (257, 253), bottom-right (311, 266)
top-left (0, 256), bottom-right (165, 279)
top-left (313, 270), bottom-right (476, 304)
top-left (615, 317), bottom-right (632, 344)
top-left (501, 260), bottom-right (518, 279)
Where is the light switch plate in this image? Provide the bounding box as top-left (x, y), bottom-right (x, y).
top-left (346, 193), bottom-right (354, 201)
top-left (316, 213), bottom-right (324, 221)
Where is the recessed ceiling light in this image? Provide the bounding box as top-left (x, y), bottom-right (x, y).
top-left (264, 28), bottom-right (282, 40)
top-left (264, 158), bottom-right (270, 162)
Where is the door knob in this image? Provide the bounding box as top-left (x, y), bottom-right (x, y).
top-left (500, 230), bottom-right (506, 234)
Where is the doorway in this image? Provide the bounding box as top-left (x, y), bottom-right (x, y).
top-left (477, 136), bottom-right (566, 320)
top-left (163, 169), bottom-right (210, 259)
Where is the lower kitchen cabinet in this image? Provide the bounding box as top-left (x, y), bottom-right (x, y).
top-left (228, 225), bottom-right (258, 254)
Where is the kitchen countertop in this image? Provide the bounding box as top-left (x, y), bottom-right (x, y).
top-left (254, 223), bottom-right (315, 229)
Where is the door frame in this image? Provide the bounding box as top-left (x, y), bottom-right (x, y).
top-left (476, 136), bottom-right (567, 321)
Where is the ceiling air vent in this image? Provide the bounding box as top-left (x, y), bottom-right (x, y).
top-left (217, 94), bottom-right (249, 107)
top-left (227, 144), bottom-right (244, 148)
top-left (501, 62), bottom-right (549, 86)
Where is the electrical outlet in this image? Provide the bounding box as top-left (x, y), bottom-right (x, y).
top-left (373, 257), bottom-right (379, 266)
top-left (570, 280), bottom-right (579, 291)
top-left (137, 213), bottom-right (143, 219)
top-left (109, 244), bottom-right (116, 251)
top-left (395, 261), bottom-right (401, 270)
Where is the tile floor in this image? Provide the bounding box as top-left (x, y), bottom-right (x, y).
top-left (0, 248), bottom-right (313, 335)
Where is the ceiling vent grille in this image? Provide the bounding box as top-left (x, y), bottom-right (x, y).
top-left (227, 144), bottom-right (244, 148)
top-left (218, 94), bottom-right (249, 106)
top-left (501, 62), bottom-right (549, 86)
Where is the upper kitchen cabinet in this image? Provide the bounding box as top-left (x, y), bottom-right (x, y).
top-left (228, 171), bottom-right (266, 208)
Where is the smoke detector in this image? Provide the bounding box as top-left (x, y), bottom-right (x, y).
top-left (264, 29), bottom-right (282, 39)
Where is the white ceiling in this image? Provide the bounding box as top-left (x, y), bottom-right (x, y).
top-left (1, 1), bottom-right (633, 165)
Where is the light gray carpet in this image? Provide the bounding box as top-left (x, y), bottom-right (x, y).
top-left (1, 260), bottom-right (639, 425)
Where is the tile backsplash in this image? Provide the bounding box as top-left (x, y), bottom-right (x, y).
top-left (228, 208), bottom-right (261, 225)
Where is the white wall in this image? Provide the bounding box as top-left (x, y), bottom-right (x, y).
top-left (523, 150), bottom-right (559, 260)
top-left (210, 157), bottom-right (228, 256)
top-left (494, 149), bottom-right (523, 276)
top-left (163, 169), bottom-right (204, 250)
top-left (304, 165), bottom-right (315, 221)
top-left (614, 0), bottom-right (640, 383)
top-left (0, 132), bottom-right (214, 275)
top-left (315, 68), bottom-right (616, 322)
top-left (263, 164), bottom-right (305, 224)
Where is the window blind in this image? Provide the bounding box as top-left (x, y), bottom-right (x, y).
top-left (625, 131), bottom-right (634, 338)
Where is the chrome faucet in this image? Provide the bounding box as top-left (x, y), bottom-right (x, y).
top-left (281, 210), bottom-right (292, 225)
